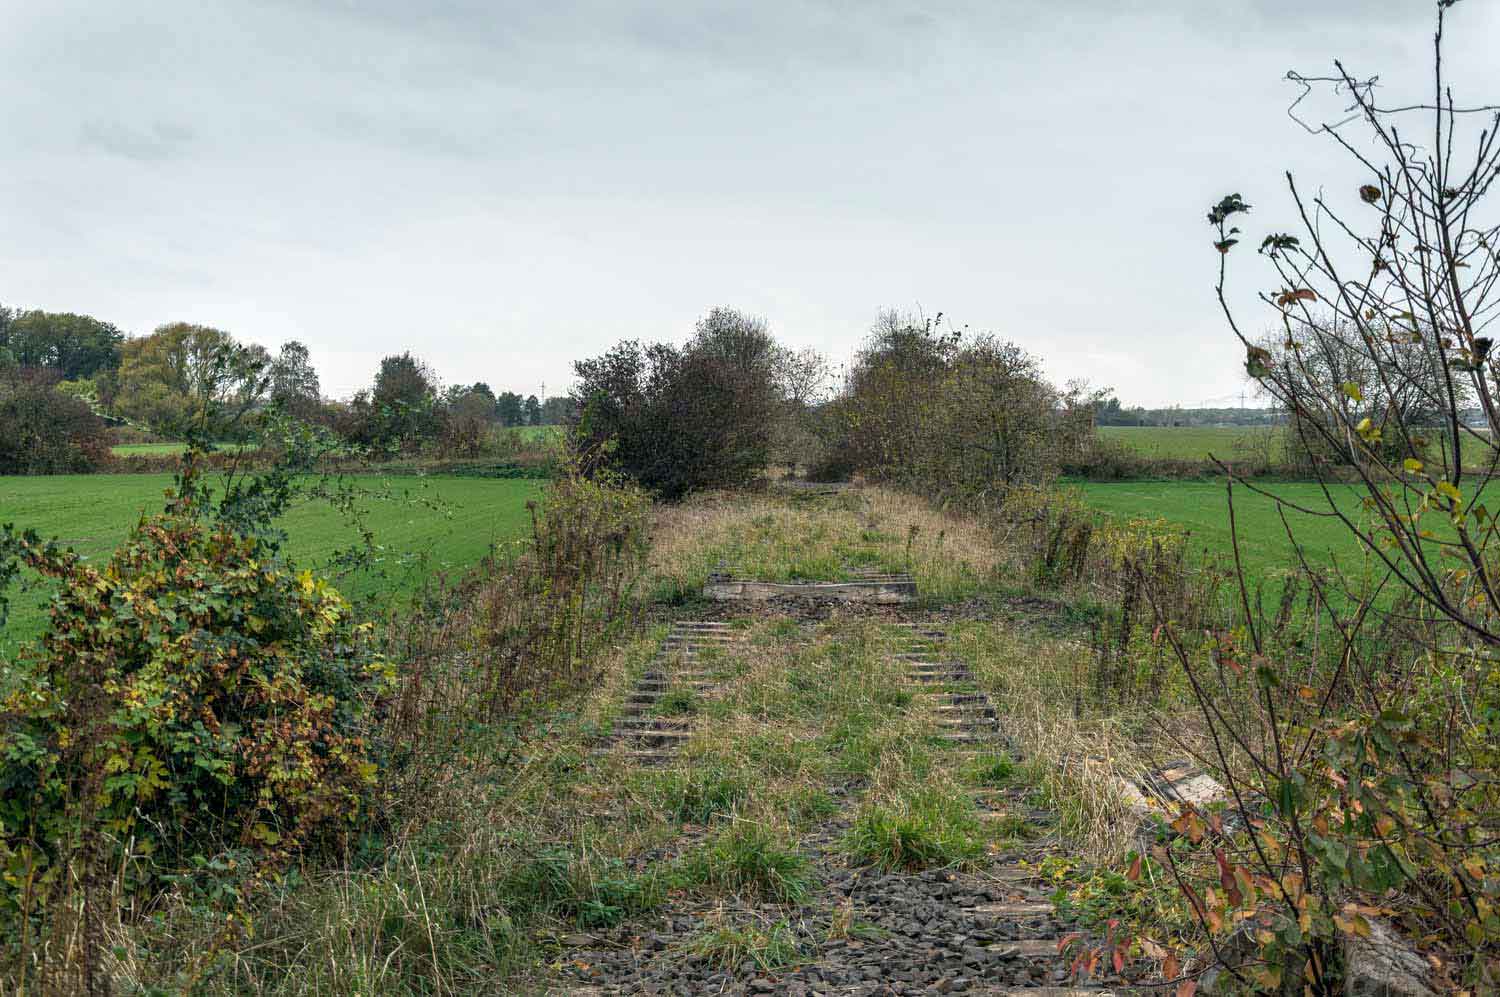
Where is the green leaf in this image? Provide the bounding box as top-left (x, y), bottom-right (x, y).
top-left (1277, 778), bottom-right (1297, 816)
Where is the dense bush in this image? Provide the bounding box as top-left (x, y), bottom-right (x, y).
top-left (830, 312), bottom-right (1097, 500)
top-left (0, 372), bottom-right (111, 474)
top-left (0, 472), bottom-right (392, 983)
top-left (570, 308), bottom-right (786, 500)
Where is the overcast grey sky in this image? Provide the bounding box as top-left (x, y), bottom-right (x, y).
top-left (4, 1), bottom-right (1497, 405)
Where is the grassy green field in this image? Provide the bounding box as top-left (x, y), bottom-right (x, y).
top-left (513, 424), bottom-right (564, 443)
top-left (110, 442), bottom-right (253, 457)
top-left (1075, 479), bottom-right (1409, 583)
top-left (109, 427), bottom-right (563, 457)
top-left (0, 473), bottom-right (544, 652)
top-left (1100, 424), bottom-right (1500, 473)
top-left (1098, 425), bottom-right (1284, 463)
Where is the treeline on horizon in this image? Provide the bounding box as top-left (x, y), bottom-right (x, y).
top-left (1092, 398), bottom-right (1283, 427)
top-left (0, 303), bottom-right (572, 474)
top-left (570, 306), bottom-right (1109, 501)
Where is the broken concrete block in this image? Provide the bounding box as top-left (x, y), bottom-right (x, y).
top-left (703, 576), bottom-right (916, 604)
top-left (1118, 759), bottom-right (1230, 818)
top-left (1342, 920), bottom-right (1436, 997)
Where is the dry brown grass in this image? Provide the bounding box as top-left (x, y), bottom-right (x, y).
top-left (953, 623), bottom-right (1210, 864)
top-left (86, 482), bottom-right (1217, 994)
top-left (96, 628), bottom-right (667, 996)
top-left (649, 487), bottom-right (1014, 603)
top-left (653, 487), bottom-right (1206, 866)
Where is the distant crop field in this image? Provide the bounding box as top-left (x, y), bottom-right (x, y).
top-left (514, 424), bottom-right (562, 439)
top-left (110, 442), bottom-right (252, 457)
top-left (1072, 478), bottom-right (1496, 587)
top-left (1098, 425), bottom-right (1284, 463)
top-left (0, 473), bottom-right (545, 652)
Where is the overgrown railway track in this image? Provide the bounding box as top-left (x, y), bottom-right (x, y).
top-left (561, 572), bottom-right (1135, 995)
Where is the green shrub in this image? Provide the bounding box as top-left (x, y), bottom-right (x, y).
top-left (569, 308), bottom-right (785, 501)
top-left (0, 487), bottom-right (393, 929)
top-left (0, 374), bottom-right (110, 474)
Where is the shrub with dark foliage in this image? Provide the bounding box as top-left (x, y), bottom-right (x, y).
top-left (0, 371), bottom-right (110, 474)
top-left (570, 308), bottom-right (783, 500)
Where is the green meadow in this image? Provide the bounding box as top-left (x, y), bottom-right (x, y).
top-left (1072, 478), bottom-right (1478, 588)
top-left (1098, 425), bottom-right (1284, 463)
top-left (109, 442), bottom-right (253, 457)
top-left (0, 473), bottom-right (545, 652)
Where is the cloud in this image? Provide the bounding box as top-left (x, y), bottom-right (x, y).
top-left (3, 0), bottom-right (1497, 405)
top-left (77, 119), bottom-right (196, 162)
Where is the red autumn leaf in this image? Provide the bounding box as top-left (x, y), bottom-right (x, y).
top-left (1216, 848), bottom-right (1243, 906)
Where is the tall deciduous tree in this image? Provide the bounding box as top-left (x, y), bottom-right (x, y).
top-left (496, 391), bottom-right (525, 427)
top-left (369, 352), bottom-right (440, 448)
top-left (268, 340), bottom-right (322, 418)
top-left (540, 395), bottom-right (573, 425)
top-left (114, 323), bottom-right (268, 437)
top-left (446, 383), bottom-right (499, 423)
top-left (0, 309), bottom-right (124, 380)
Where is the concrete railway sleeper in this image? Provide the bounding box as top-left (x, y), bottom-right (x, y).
top-left (595, 620), bottom-right (742, 766)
